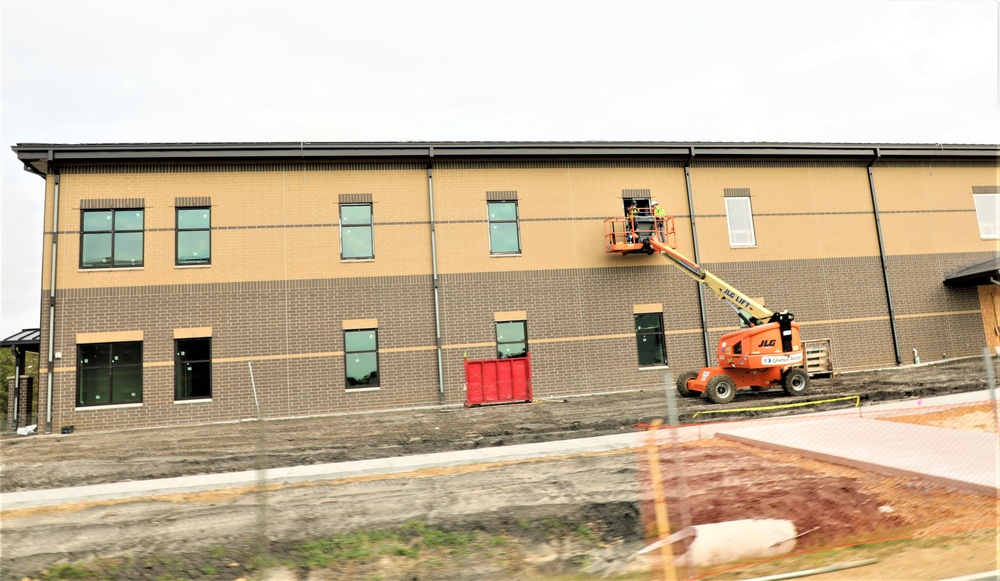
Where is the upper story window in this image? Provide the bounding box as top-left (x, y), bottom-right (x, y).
top-left (341, 203), bottom-right (374, 259)
top-left (176, 207), bottom-right (211, 265)
top-left (496, 321), bottom-right (527, 358)
top-left (973, 194), bottom-right (1000, 239)
top-left (488, 200), bottom-right (520, 254)
top-left (81, 209), bottom-right (144, 268)
top-left (78, 341), bottom-right (143, 406)
top-left (724, 196), bottom-right (756, 247)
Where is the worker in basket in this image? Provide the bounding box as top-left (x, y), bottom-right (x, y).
top-left (625, 200), bottom-right (639, 243)
top-left (652, 200), bottom-right (666, 242)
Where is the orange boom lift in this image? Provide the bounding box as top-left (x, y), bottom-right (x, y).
top-left (604, 212), bottom-right (808, 403)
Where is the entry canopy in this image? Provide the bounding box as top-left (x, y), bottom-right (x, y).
top-left (0, 328), bottom-right (40, 351)
top-left (944, 257), bottom-right (1000, 287)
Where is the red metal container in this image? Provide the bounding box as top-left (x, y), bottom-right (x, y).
top-left (464, 354), bottom-right (533, 407)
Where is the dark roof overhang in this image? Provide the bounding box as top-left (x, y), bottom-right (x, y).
top-left (1, 328), bottom-right (41, 351)
top-left (11, 141), bottom-right (1000, 178)
top-left (944, 257), bottom-right (1000, 288)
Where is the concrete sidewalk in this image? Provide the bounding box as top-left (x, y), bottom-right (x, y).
top-left (2, 389), bottom-right (996, 511)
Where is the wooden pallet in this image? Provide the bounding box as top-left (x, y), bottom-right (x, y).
top-left (803, 338), bottom-right (834, 377)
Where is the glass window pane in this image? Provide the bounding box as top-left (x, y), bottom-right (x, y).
top-left (489, 223), bottom-right (520, 253)
top-left (114, 342), bottom-right (143, 364)
top-left (114, 232), bottom-right (144, 266)
top-left (177, 360), bottom-right (211, 399)
top-left (341, 205), bottom-right (372, 225)
top-left (637, 332), bottom-right (666, 366)
top-left (346, 352), bottom-right (379, 387)
top-left (345, 330), bottom-right (377, 352)
top-left (498, 342), bottom-right (527, 358)
top-left (83, 211), bottom-right (113, 232)
top-left (79, 367), bottom-right (109, 406)
top-left (974, 194), bottom-right (1000, 239)
top-left (115, 210), bottom-right (144, 231)
top-left (79, 343), bottom-right (111, 366)
top-left (342, 226), bottom-right (374, 259)
top-left (178, 208), bottom-right (211, 230)
top-left (488, 202), bottom-right (517, 221)
top-left (81, 233), bottom-right (113, 268)
top-left (177, 338), bottom-right (211, 362)
top-left (112, 365), bottom-right (143, 403)
top-left (177, 230), bottom-right (211, 264)
top-left (635, 313), bottom-right (662, 333)
top-left (725, 198), bottom-right (756, 246)
top-left (496, 322), bottom-right (525, 343)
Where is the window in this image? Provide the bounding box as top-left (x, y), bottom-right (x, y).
top-left (634, 313), bottom-right (666, 367)
top-left (175, 338), bottom-right (211, 400)
top-left (341, 203), bottom-right (374, 259)
top-left (81, 209), bottom-right (144, 268)
top-left (77, 342), bottom-right (143, 406)
top-left (177, 207), bottom-right (211, 265)
top-left (725, 197), bottom-right (756, 247)
top-left (488, 201), bottom-right (520, 254)
top-left (345, 329), bottom-right (379, 387)
top-left (974, 194), bottom-right (1000, 239)
top-left (496, 321), bottom-right (527, 358)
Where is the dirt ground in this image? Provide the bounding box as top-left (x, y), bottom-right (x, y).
top-left (0, 357), bottom-right (993, 493)
top-left (1, 357), bottom-right (998, 580)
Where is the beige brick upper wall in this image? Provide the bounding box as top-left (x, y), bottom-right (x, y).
top-left (39, 162), bottom-right (997, 290)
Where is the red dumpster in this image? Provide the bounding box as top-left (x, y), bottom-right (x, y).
top-left (465, 354), bottom-right (533, 407)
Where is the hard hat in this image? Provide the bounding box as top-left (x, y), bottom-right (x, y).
top-left (651, 200), bottom-right (659, 206)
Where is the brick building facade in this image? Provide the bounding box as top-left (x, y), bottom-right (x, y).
top-left (10, 142), bottom-right (999, 433)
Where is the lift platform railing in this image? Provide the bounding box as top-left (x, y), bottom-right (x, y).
top-left (604, 213), bottom-right (676, 253)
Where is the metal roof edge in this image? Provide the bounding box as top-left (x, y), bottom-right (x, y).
top-left (11, 141), bottom-right (999, 176)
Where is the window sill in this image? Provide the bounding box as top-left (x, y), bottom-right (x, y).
top-left (341, 258), bottom-right (375, 263)
top-left (78, 267), bottom-right (145, 272)
top-left (346, 386), bottom-right (381, 392)
top-left (175, 398), bottom-right (212, 404)
top-left (729, 245), bottom-right (757, 249)
top-left (75, 403), bottom-right (143, 411)
top-left (175, 264), bottom-right (211, 269)
top-left (639, 365), bottom-right (670, 371)
top-left (490, 253), bottom-right (522, 257)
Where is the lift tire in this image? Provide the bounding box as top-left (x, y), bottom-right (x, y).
top-left (782, 367), bottom-right (810, 396)
top-left (676, 371), bottom-right (698, 398)
top-left (705, 375), bottom-right (737, 404)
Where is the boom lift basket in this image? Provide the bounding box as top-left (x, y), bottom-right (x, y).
top-left (604, 214), bottom-right (676, 254)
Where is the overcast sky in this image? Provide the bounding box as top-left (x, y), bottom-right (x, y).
top-left (2, 0), bottom-right (998, 333)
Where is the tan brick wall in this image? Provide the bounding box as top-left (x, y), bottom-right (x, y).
top-left (32, 158), bottom-right (993, 431)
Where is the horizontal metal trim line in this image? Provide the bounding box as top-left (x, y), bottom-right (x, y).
top-left (50, 310), bottom-right (979, 373)
top-left (438, 160), bottom-right (686, 169)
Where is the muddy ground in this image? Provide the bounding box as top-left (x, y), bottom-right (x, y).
top-left (1, 358), bottom-right (997, 580)
top-left (0, 357), bottom-right (993, 493)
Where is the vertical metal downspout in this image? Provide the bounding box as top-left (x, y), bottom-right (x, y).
top-left (45, 172), bottom-right (61, 433)
top-left (867, 150), bottom-right (902, 365)
top-left (11, 347), bottom-right (22, 429)
top-left (427, 149), bottom-right (445, 403)
top-left (684, 149), bottom-right (712, 366)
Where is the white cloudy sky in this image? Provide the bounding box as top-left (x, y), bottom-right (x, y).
top-left (1, 0), bottom-right (998, 333)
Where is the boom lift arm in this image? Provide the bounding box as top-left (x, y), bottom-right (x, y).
top-left (646, 238), bottom-right (777, 327)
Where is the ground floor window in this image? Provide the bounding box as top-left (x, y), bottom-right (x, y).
top-left (634, 313), bottom-right (666, 367)
top-left (345, 329), bottom-right (379, 387)
top-left (77, 341), bottom-right (143, 406)
top-left (496, 320), bottom-right (527, 358)
top-left (175, 338), bottom-right (211, 400)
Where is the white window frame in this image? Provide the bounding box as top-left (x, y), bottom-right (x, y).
top-left (973, 194), bottom-right (1000, 239)
top-left (725, 197), bottom-right (756, 247)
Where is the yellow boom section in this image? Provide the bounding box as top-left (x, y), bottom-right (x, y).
top-left (647, 238), bottom-right (774, 325)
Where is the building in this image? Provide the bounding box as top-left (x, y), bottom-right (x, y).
top-left (9, 141), bottom-right (999, 434)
